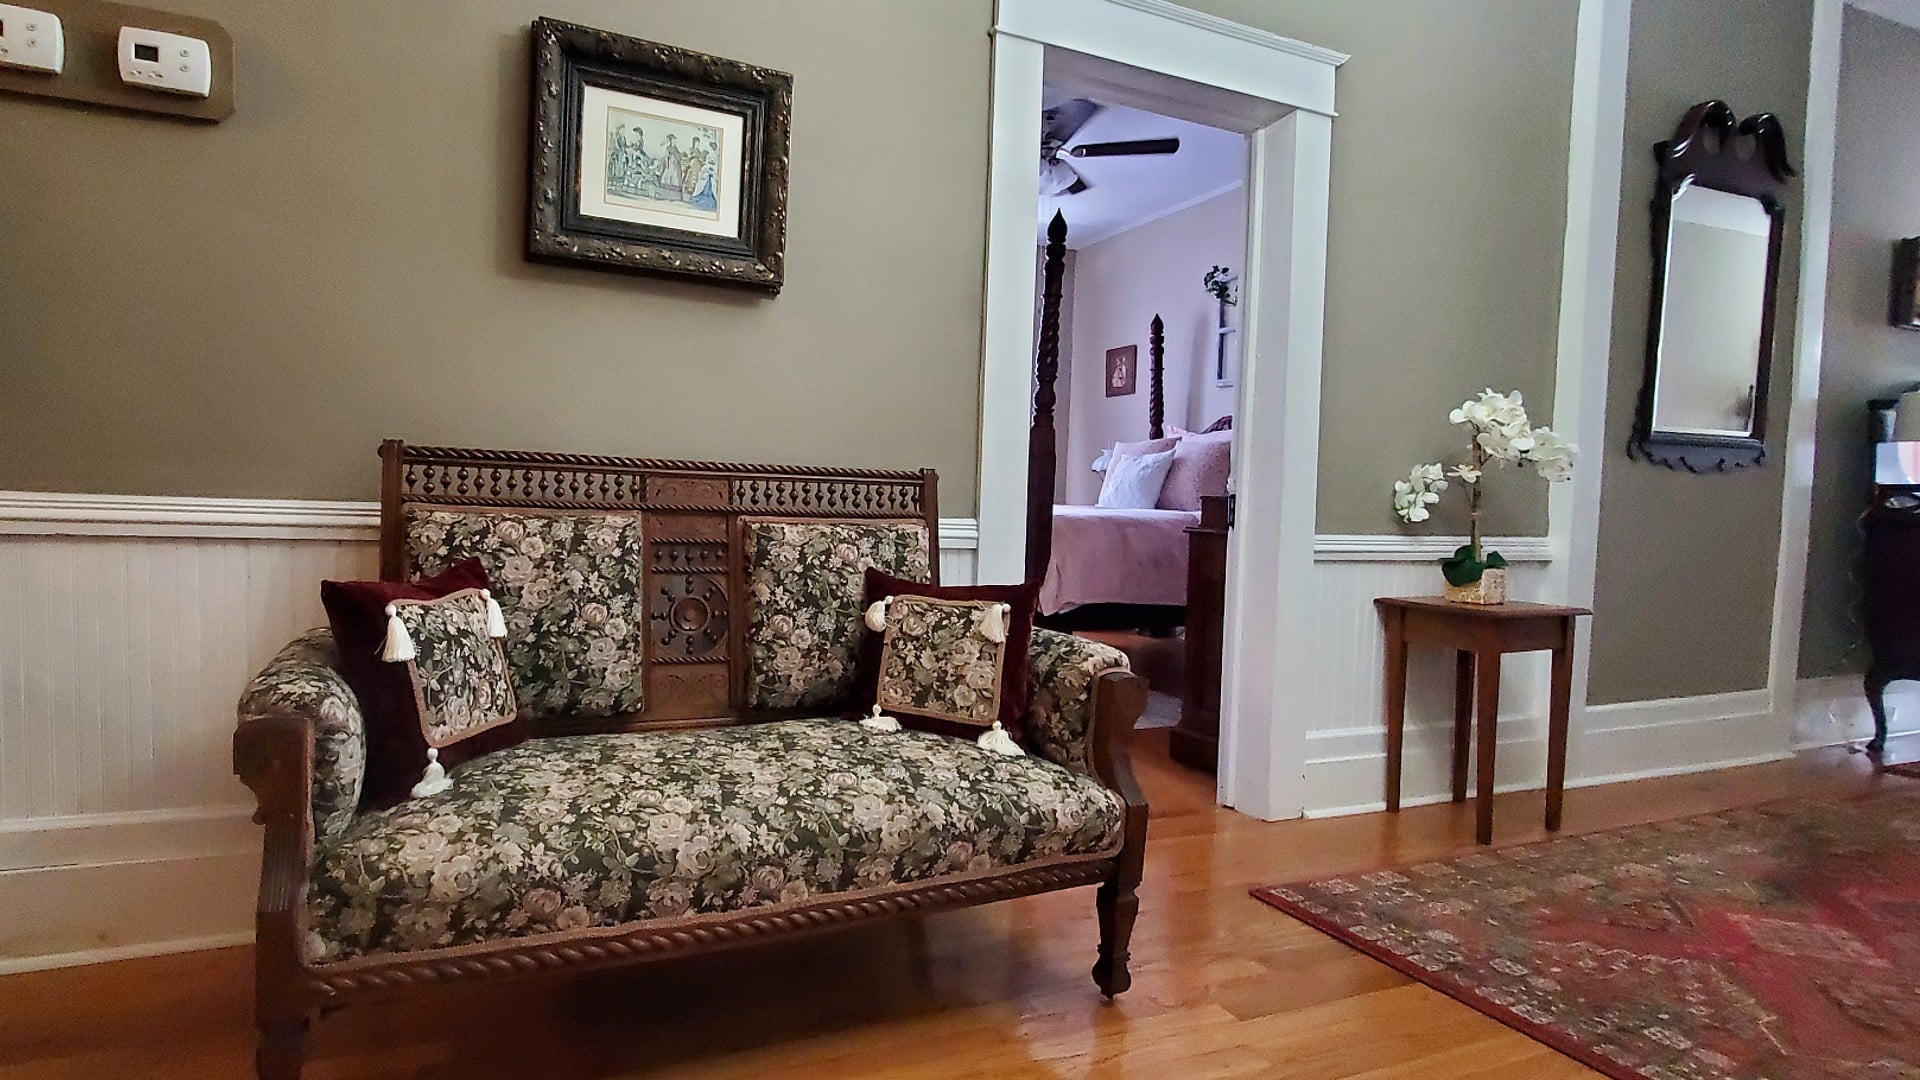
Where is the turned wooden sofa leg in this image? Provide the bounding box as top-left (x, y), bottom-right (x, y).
top-left (1088, 669), bottom-right (1149, 999)
top-left (256, 1015), bottom-right (311, 1080)
top-left (1093, 878), bottom-right (1139, 997)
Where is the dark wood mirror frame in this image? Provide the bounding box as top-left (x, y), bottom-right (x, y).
top-left (1632, 100), bottom-right (1795, 473)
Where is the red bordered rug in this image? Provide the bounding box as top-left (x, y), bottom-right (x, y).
top-left (1252, 790), bottom-right (1920, 1080)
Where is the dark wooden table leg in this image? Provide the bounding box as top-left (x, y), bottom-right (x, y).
top-left (1545, 620), bottom-right (1573, 832)
top-left (1474, 650), bottom-right (1501, 845)
top-left (1383, 608), bottom-right (1409, 813)
top-left (1451, 650), bottom-right (1473, 803)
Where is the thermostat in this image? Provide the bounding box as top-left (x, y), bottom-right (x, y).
top-left (118, 26), bottom-right (211, 98)
top-left (0, 4), bottom-right (64, 75)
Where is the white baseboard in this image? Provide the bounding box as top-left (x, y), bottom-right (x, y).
top-left (1793, 674), bottom-right (1920, 749)
top-left (0, 809), bottom-right (259, 973)
top-left (1304, 686), bottom-right (1789, 819)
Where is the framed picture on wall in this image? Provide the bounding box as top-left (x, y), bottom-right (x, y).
top-left (1105, 345), bottom-right (1138, 397)
top-left (527, 18), bottom-right (793, 293)
top-left (1893, 238), bottom-right (1920, 331)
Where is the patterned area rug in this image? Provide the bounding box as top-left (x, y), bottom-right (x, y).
top-left (1253, 790), bottom-right (1920, 1080)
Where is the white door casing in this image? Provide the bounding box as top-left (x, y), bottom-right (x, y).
top-left (982, 0), bottom-right (1346, 818)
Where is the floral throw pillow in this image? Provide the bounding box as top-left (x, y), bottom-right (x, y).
top-left (322, 560), bottom-right (526, 810)
top-left (859, 569), bottom-right (1039, 744)
top-left (391, 590), bottom-right (518, 748)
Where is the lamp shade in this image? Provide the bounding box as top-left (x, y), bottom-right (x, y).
top-left (1896, 389), bottom-right (1920, 442)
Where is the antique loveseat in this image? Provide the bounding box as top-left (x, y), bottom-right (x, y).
top-left (233, 441), bottom-right (1149, 1078)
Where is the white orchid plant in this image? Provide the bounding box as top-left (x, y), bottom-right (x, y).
top-left (1393, 389), bottom-right (1578, 586)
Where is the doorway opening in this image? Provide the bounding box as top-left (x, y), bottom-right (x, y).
top-left (980, 0), bottom-right (1346, 819)
top-left (1025, 84), bottom-right (1249, 770)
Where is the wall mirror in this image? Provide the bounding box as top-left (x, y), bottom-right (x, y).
top-left (1633, 100), bottom-right (1795, 472)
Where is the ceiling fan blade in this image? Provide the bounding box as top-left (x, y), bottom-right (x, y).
top-left (1065, 175), bottom-right (1090, 195)
top-left (1041, 98), bottom-right (1102, 149)
top-left (1069, 137), bottom-right (1181, 158)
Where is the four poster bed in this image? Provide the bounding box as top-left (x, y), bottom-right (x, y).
top-left (1026, 211), bottom-right (1224, 632)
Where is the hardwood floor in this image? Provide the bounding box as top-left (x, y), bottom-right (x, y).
top-left (0, 736), bottom-right (1895, 1079)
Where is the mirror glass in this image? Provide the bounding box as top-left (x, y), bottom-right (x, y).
top-left (1651, 182), bottom-right (1771, 438)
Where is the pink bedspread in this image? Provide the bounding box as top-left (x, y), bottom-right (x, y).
top-left (1040, 505), bottom-right (1200, 615)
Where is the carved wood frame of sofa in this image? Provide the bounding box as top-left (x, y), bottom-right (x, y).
top-left (232, 441), bottom-right (1149, 1079)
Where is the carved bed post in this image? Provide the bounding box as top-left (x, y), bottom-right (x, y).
top-left (1147, 314), bottom-right (1166, 440)
top-left (1027, 210), bottom-right (1069, 587)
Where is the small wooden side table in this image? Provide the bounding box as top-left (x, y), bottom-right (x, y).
top-left (1375, 596), bottom-right (1590, 845)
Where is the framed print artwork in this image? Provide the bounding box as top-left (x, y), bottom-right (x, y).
top-left (1105, 345), bottom-right (1137, 397)
top-left (1894, 238), bottom-right (1920, 331)
top-left (528, 18), bottom-right (792, 293)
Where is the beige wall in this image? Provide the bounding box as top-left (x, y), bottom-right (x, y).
top-left (1062, 188), bottom-right (1247, 506)
top-left (1800, 9), bottom-right (1920, 680)
top-left (1587, 0), bottom-right (1813, 704)
top-left (1, 0), bottom-right (1580, 539)
top-left (1184, 0), bottom-right (1578, 536)
top-left (0, 0), bottom-right (991, 507)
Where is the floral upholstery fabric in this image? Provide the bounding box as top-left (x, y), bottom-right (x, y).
top-left (305, 719), bottom-right (1123, 962)
top-left (876, 596), bottom-right (1007, 727)
top-left (742, 520), bottom-right (930, 711)
top-left (1025, 629), bottom-right (1130, 774)
top-left (406, 509), bottom-right (646, 718)
top-left (393, 590), bottom-right (517, 746)
top-left (237, 629), bottom-right (366, 844)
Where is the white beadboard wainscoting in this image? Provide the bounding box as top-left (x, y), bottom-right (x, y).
top-left (0, 499), bottom-right (1794, 969)
top-left (1299, 538), bottom-right (1554, 816)
top-left (0, 492), bottom-right (977, 973)
top-left (1297, 535), bottom-right (1791, 818)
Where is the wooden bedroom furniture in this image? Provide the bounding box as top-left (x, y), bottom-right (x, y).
top-left (233, 440), bottom-right (1150, 1080)
top-left (1170, 495), bottom-right (1229, 773)
top-left (1375, 597), bottom-right (1589, 845)
top-left (1865, 493), bottom-right (1920, 760)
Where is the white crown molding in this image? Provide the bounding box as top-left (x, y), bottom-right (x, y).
top-left (0, 490), bottom-right (983, 548)
top-left (1064, 0), bottom-right (1350, 69)
top-left (1312, 534), bottom-right (1553, 562)
top-left (1068, 180), bottom-right (1245, 249)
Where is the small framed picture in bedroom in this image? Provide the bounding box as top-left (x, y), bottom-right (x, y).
top-left (1106, 345), bottom-right (1138, 397)
top-left (527, 18), bottom-right (793, 293)
top-left (1894, 238), bottom-right (1920, 331)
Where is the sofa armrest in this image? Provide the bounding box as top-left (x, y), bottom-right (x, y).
top-left (1026, 628), bottom-right (1136, 774)
top-left (233, 712), bottom-right (314, 930)
top-left (235, 629), bottom-right (366, 845)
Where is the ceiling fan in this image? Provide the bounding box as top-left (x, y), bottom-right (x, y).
top-left (1039, 97), bottom-right (1182, 197)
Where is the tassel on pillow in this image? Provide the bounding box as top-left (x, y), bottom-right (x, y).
top-left (859, 704), bottom-right (901, 732)
top-left (410, 747), bottom-right (453, 798)
top-left (864, 597), bottom-right (891, 633)
top-left (482, 589), bottom-right (507, 639)
top-left (977, 602), bottom-right (1012, 644)
top-left (976, 721), bottom-right (1023, 757)
top-left (380, 603), bottom-right (416, 662)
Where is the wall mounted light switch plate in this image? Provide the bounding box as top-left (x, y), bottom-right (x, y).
top-left (0, 4), bottom-right (64, 74)
top-left (117, 24), bottom-right (208, 97)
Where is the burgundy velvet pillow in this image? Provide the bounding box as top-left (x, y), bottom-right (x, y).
top-left (322, 558), bottom-right (526, 810)
top-left (858, 569), bottom-right (1040, 745)
top-left (1158, 428), bottom-right (1232, 511)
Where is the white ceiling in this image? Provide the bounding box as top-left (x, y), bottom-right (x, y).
top-left (1036, 94), bottom-right (1247, 250)
top-left (1852, 0), bottom-right (1920, 28)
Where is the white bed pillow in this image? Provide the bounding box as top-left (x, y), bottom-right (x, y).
top-left (1095, 446), bottom-right (1177, 509)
